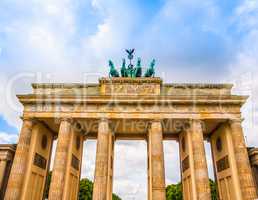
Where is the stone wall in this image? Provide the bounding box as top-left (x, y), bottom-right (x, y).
top-left (0, 144), bottom-right (16, 199)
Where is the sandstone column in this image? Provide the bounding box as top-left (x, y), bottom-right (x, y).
top-left (191, 119), bottom-right (211, 200)
top-left (230, 119), bottom-right (258, 199)
top-left (179, 128), bottom-right (197, 200)
top-left (148, 120), bottom-right (166, 200)
top-left (107, 132), bottom-right (115, 200)
top-left (93, 119), bottom-right (111, 200)
top-left (49, 118), bottom-right (73, 200)
top-left (0, 160), bottom-right (7, 191)
top-left (5, 117), bottom-right (35, 200)
top-left (210, 123), bottom-right (242, 200)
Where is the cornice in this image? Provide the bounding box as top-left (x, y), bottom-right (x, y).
top-left (248, 148), bottom-right (258, 156)
top-left (32, 83), bottom-right (99, 89)
top-left (32, 82), bottom-right (233, 89)
top-left (0, 144), bottom-right (17, 152)
top-left (17, 94), bottom-right (248, 105)
top-left (163, 83), bottom-right (233, 89)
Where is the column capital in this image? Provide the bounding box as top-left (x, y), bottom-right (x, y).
top-left (183, 118), bottom-right (203, 126)
top-left (148, 119), bottom-right (163, 131)
top-left (189, 118), bottom-right (203, 123)
top-left (59, 117), bottom-right (74, 124)
top-left (20, 116), bottom-right (37, 124)
top-left (149, 119), bottom-right (162, 128)
top-left (150, 118), bottom-right (162, 123)
top-left (99, 118), bottom-right (109, 123)
top-left (185, 118), bottom-right (204, 131)
top-left (73, 121), bottom-right (87, 136)
top-left (228, 118), bottom-right (244, 124)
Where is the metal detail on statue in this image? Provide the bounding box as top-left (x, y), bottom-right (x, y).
top-left (108, 49), bottom-right (156, 78)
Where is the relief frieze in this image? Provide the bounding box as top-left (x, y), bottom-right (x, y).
top-left (104, 84), bottom-right (159, 95)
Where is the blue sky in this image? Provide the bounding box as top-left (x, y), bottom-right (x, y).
top-left (0, 116), bottom-right (17, 133)
top-left (1, 0), bottom-right (258, 199)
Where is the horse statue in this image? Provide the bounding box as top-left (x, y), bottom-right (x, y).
top-left (108, 60), bottom-right (119, 77)
top-left (120, 58), bottom-right (128, 77)
top-left (134, 57), bottom-right (142, 77)
top-left (144, 59), bottom-right (155, 77)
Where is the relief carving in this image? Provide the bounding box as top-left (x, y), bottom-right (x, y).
top-left (34, 153), bottom-right (47, 169)
top-left (104, 84), bottom-right (158, 95)
top-left (216, 155), bottom-right (230, 172)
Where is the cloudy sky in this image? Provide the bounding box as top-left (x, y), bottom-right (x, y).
top-left (1, 0), bottom-right (258, 199)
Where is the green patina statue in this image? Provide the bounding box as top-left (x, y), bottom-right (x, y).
top-left (134, 57), bottom-right (142, 77)
top-left (144, 59), bottom-right (155, 77)
top-left (108, 60), bottom-right (119, 77)
top-left (126, 49), bottom-right (135, 78)
top-left (108, 49), bottom-right (155, 78)
top-left (120, 58), bottom-right (128, 77)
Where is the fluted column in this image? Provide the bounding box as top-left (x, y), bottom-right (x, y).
top-left (148, 120), bottom-right (166, 200)
top-left (230, 119), bottom-right (258, 199)
top-left (93, 119), bottom-right (111, 200)
top-left (0, 159), bottom-right (7, 191)
top-left (191, 119), bottom-right (211, 200)
top-left (107, 132), bottom-right (114, 200)
top-left (49, 118), bottom-right (73, 200)
top-left (5, 117), bottom-right (35, 200)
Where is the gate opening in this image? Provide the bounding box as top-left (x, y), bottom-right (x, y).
top-left (164, 140), bottom-right (181, 186)
top-left (113, 140), bottom-right (147, 200)
top-left (81, 139), bottom-right (97, 182)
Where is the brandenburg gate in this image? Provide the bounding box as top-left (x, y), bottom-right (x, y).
top-left (3, 77), bottom-right (258, 200)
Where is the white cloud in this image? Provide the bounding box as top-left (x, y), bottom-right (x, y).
top-left (0, 132), bottom-right (18, 144)
top-left (0, 0), bottom-right (141, 130)
top-left (225, 0), bottom-right (258, 147)
top-left (0, 0), bottom-right (85, 128)
top-left (164, 141), bottom-right (181, 184)
top-left (234, 0), bottom-right (258, 30)
top-left (81, 140), bottom-right (97, 180)
top-left (0, 2), bottom-right (146, 198)
top-left (113, 141), bottom-right (147, 199)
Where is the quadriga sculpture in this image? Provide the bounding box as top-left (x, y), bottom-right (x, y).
top-left (108, 49), bottom-right (156, 78)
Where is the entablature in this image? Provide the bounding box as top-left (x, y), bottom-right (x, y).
top-left (30, 78), bottom-right (234, 96)
top-left (17, 94), bottom-right (247, 105)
